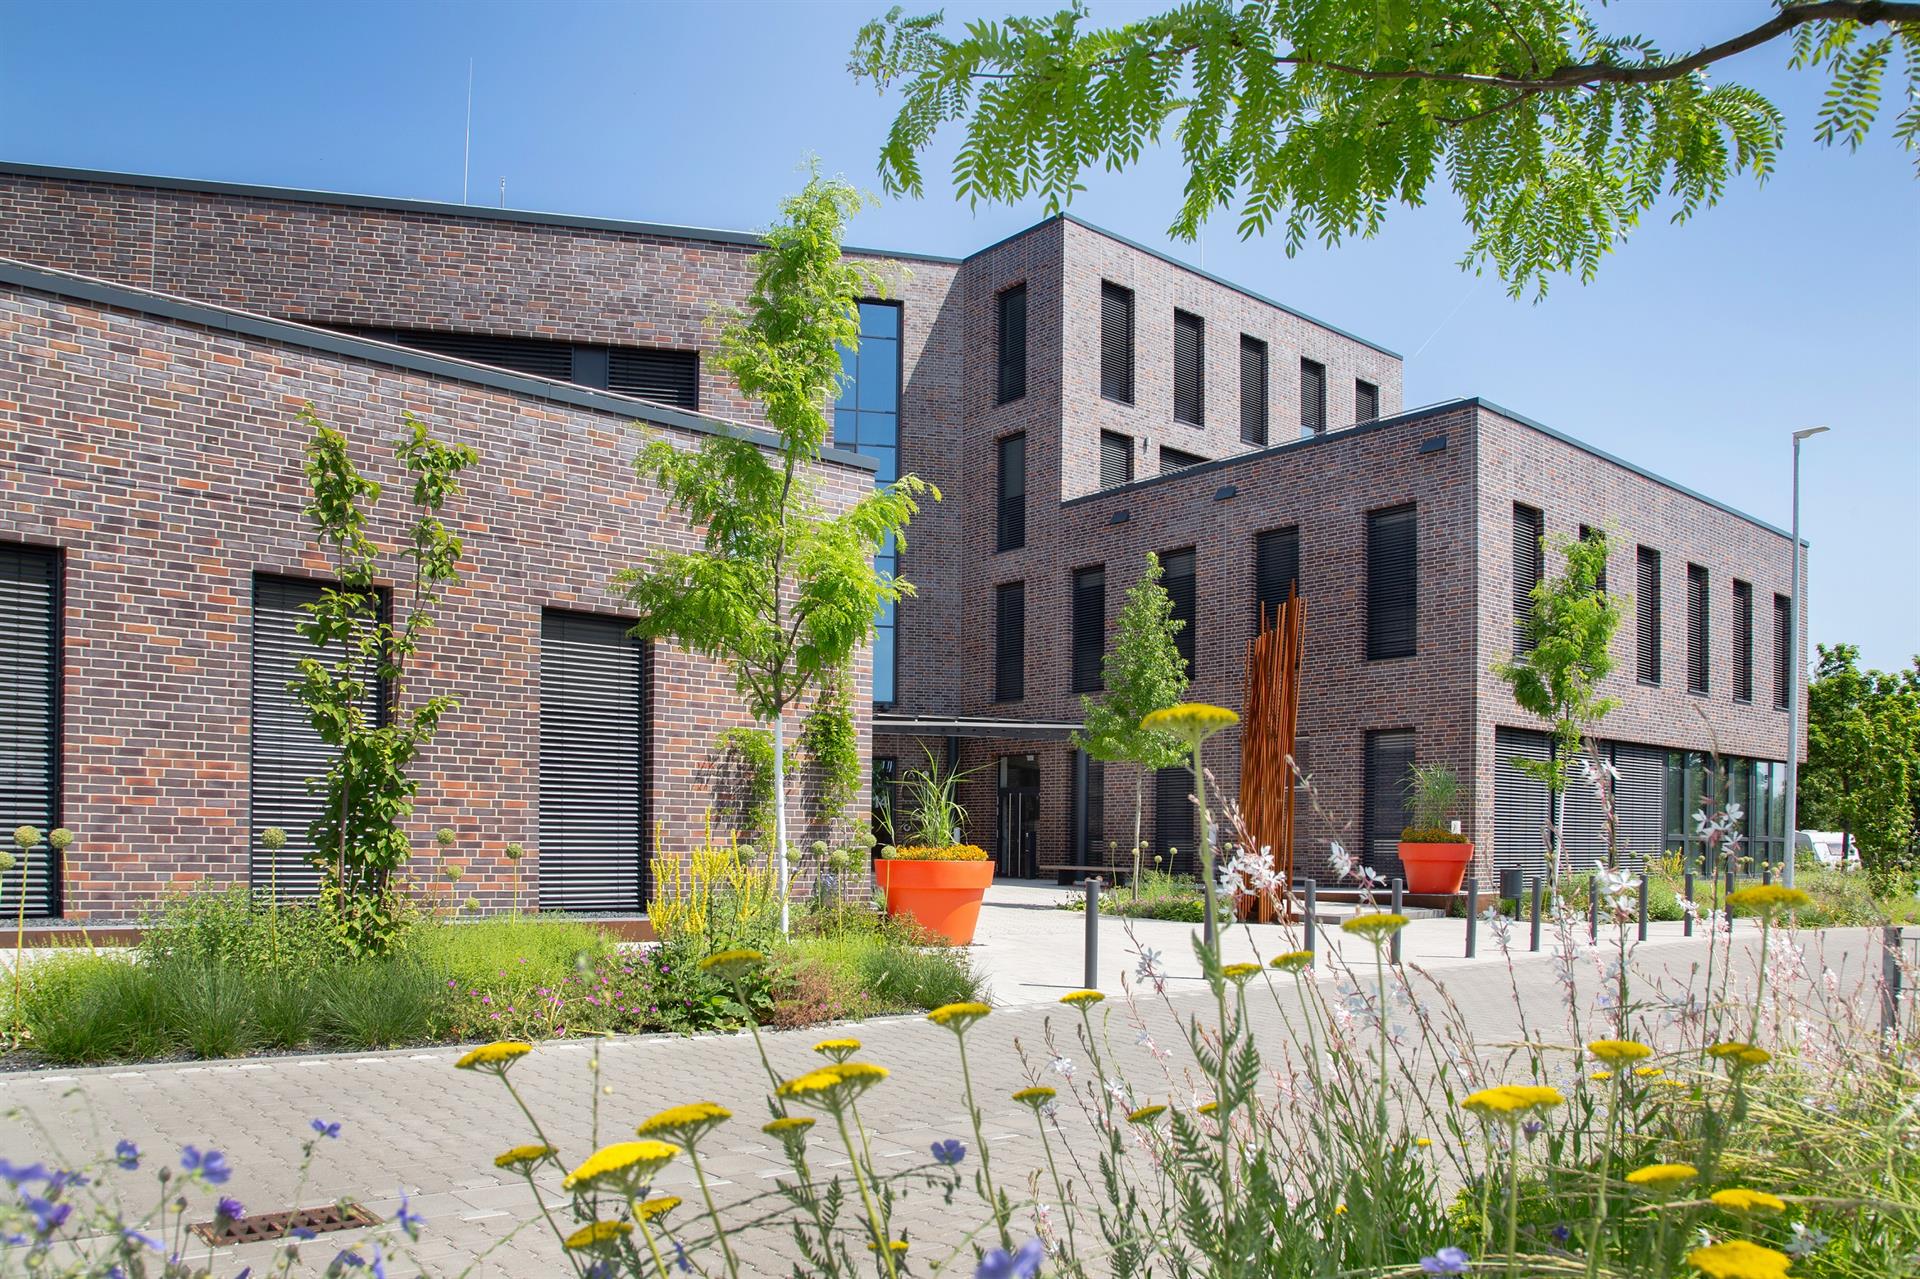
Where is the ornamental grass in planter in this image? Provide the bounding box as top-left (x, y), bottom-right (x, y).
top-left (1398, 763), bottom-right (1474, 894)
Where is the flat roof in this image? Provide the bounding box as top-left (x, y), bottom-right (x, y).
top-left (0, 257), bottom-right (878, 473)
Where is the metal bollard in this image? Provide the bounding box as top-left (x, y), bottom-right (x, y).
top-left (1390, 877), bottom-right (1404, 965)
top-left (1084, 876), bottom-right (1101, 991)
top-left (1303, 879), bottom-right (1318, 958)
top-left (1588, 873), bottom-right (1600, 941)
top-left (1684, 869), bottom-right (1696, 937)
top-left (1529, 876), bottom-right (1543, 952)
top-left (1637, 874), bottom-right (1650, 942)
top-left (1762, 862), bottom-right (1772, 887)
top-left (1726, 861), bottom-right (1737, 925)
top-left (1464, 878), bottom-right (1479, 958)
top-left (1882, 926), bottom-right (1905, 1039)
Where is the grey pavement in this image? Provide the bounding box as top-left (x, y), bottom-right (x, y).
top-left (0, 918), bottom-right (1887, 1278)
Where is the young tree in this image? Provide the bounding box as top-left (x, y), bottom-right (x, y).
top-left (1072, 552), bottom-right (1189, 887)
top-left (1801, 643), bottom-right (1920, 890)
top-left (1491, 531), bottom-right (1623, 884)
top-left (852, 1), bottom-right (1919, 298)
top-left (616, 173), bottom-right (936, 933)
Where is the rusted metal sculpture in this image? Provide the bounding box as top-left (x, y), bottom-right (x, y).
top-left (1239, 589), bottom-right (1305, 923)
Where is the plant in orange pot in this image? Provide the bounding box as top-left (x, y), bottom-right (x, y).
top-left (1397, 763), bottom-right (1474, 895)
top-left (873, 750), bottom-right (993, 943)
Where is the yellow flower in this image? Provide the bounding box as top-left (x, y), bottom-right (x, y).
top-left (926, 1001), bottom-right (992, 1032)
top-left (1625, 1162), bottom-right (1698, 1189)
top-left (493, 1144), bottom-right (555, 1170)
top-left (637, 1102), bottom-right (731, 1144)
top-left (1012, 1086), bottom-right (1056, 1108)
top-left (1341, 912), bottom-right (1410, 941)
top-left (1711, 1188), bottom-right (1787, 1214)
top-left (1196, 1101), bottom-right (1219, 1116)
top-left (1415, 1137), bottom-right (1432, 1148)
top-left (1588, 1039), bottom-right (1654, 1065)
top-left (454, 1041), bottom-right (533, 1071)
top-left (1706, 1041), bottom-right (1772, 1069)
top-left (634, 1195), bottom-right (682, 1222)
top-left (1461, 1084), bottom-right (1563, 1119)
top-left (1334, 1203), bottom-right (1348, 1216)
top-left (1685, 1239), bottom-right (1793, 1279)
top-left (1725, 885), bottom-right (1814, 918)
top-left (777, 1063), bottom-right (889, 1109)
top-left (1590, 1070), bottom-right (1614, 1082)
top-left (563, 1140), bottom-right (681, 1191)
top-left (1059, 989), bottom-right (1105, 1007)
top-left (867, 1240), bottom-right (911, 1255)
top-left (1139, 703), bottom-right (1240, 743)
top-left (1270, 950), bottom-right (1314, 973)
top-left (1221, 962), bottom-right (1262, 984)
top-left (1635, 1066), bottom-right (1666, 1078)
top-left (1127, 1104), bottom-right (1166, 1124)
top-left (697, 948), bottom-right (766, 979)
top-left (563, 1221), bottom-right (633, 1250)
top-left (812, 1037), bottom-right (861, 1061)
top-left (762, 1116), bottom-right (816, 1139)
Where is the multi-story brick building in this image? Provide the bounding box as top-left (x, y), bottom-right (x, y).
top-left (0, 161), bottom-right (1803, 919)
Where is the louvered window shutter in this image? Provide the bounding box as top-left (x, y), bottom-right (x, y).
top-left (1513, 504), bottom-right (1544, 654)
top-left (0, 546), bottom-right (59, 918)
top-left (997, 434), bottom-right (1026, 552)
top-left (1161, 549), bottom-right (1197, 676)
top-left (1366, 505), bottom-right (1417, 659)
top-left (1100, 282), bottom-right (1134, 403)
top-left (539, 611), bottom-right (644, 912)
top-left (1493, 728), bottom-right (1553, 880)
top-left (1364, 730), bottom-right (1415, 876)
top-left (1254, 527), bottom-right (1299, 629)
top-left (1636, 547), bottom-right (1662, 684)
top-left (1239, 335), bottom-right (1268, 445)
top-left (335, 325), bottom-right (698, 409)
top-left (1300, 359), bottom-right (1326, 435)
top-left (1355, 380), bottom-right (1379, 423)
top-left (250, 576), bottom-right (385, 900)
top-left (1160, 447), bottom-right (1206, 472)
top-left (1173, 311), bottom-right (1204, 425)
top-left (1099, 431), bottom-right (1134, 488)
top-left (1732, 581), bottom-right (1754, 702)
top-left (1686, 565), bottom-right (1709, 694)
top-left (1154, 766), bottom-right (1196, 872)
top-left (996, 583), bottom-right (1026, 701)
top-left (607, 349), bottom-right (700, 409)
top-left (997, 285), bottom-right (1027, 403)
top-left (1773, 594), bottom-right (1791, 709)
top-left (1071, 568), bottom-right (1104, 693)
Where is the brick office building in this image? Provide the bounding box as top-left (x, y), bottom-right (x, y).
top-left (0, 162), bottom-right (1802, 919)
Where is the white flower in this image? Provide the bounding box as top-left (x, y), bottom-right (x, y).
top-left (1104, 1077), bottom-right (1129, 1102)
top-left (1135, 947), bottom-right (1165, 981)
top-left (1327, 841), bottom-right (1352, 881)
top-left (1785, 1222), bottom-right (1830, 1258)
top-left (1049, 1055), bottom-right (1076, 1079)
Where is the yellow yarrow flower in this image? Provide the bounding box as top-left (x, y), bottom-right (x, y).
top-left (1059, 989), bottom-right (1105, 1006)
top-left (1711, 1188), bottom-right (1787, 1214)
top-left (1333, 1203), bottom-right (1347, 1216)
top-left (1196, 1101), bottom-right (1220, 1116)
top-left (926, 1001), bottom-right (992, 1031)
top-left (1012, 1086), bottom-right (1056, 1108)
top-left (563, 1140), bottom-right (681, 1191)
top-left (1588, 1039), bottom-right (1654, 1065)
top-left (1270, 950), bottom-right (1314, 973)
top-left (1341, 912), bottom-right (1410, 941)
top-left (1685, 1239), bottom-right (1793, 1279)
top-left (1462, 1084), bottom-right (1563, 1119)
top-left (1221, 962), bottom-right (1262, 984)
top-left (1415, 1137), bottom-right (1432, 1148)
top-left (1625, 1162), bottom-right (1699, 1189)
top-left (777, 1062), bottom-right (889, 1109)
top-left (1707, 1041), bottom-right (1773, 1068)
top-left (637, 1101), bottom-right (731, 1144)
top-left (1127, 1104), bottom-right (1166, 1124)
top-left (812, 1037), bottom-right (861, 1061)
top-left (634, 1195), bottom-right (682, 1222)
top-left (1590, 1070), bottom-right (1614, 1082)
top-left (697, 948), bottom-right (766, 979)
top-left (1726, 885), bottom-right (1814, 918)
top-left (867, 1240), bottom-right (911, 1256)
top-left (762, 1116), bottom-right (816, 1138)
top-left (1635, 1066), bottom-right (1666, 1078)
top-left (493, 1144), bottom-right (555, 1170)
top-left (563, 1221), bottom-right (633, 1250)
top-left (454, 1041), bottom-right (533, 1071)
top-left (1139, 703), bottom-right (1239, 742)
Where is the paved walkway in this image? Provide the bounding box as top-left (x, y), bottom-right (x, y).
top-left (1, 924), bottom-right (1885, 1277)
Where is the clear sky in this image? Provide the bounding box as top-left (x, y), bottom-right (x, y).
top-left (2, 0), bottom-right (1915, 671)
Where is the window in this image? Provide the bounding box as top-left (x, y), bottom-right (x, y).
top-left (1733, 580), bottom-right (1754, 703)
top-left (251, 575), bottom-right (385, 901)
top-left (996, 433), bottom-right (1026, 552)
top-left (1773, 593), bottom-right (1792, 710)
top-left (540, 610), bottom-right (645, 911)
top-left (1636, 547), bottom-right (1662, 685)
top-left (835, 301), bottom-right (904, 703)
top-left (1173, 310), bottom-right (1204, 425)
top-left (1160, 446), bottom-right (1207, 472)
top-left (1513, 503), bottom-right (1544, 654)
top-left (1239, 335), bottom-right (1269, 445)
top-left (1300, 358), bottom-right (1327, 436)
top-left (0, 545), bottom-right (59, 919)
top-left (1355, 379), bottom-right (1379, 423)
top-left (1254, 526), bottom-right (1300, 629)
top-left (1099, 430), bottom-right (1134, 488)
top-left (1367, 505), bottom-right (1417, 659)
top-left (1162, 548), bottom-right (1197, 675)
top-left (1100, 282), bottom-right (1134, 403)
top-left (1078, 756), bottom-right (1107, 860)
top-left (333, 325), bottom-right (699, 410)
top-left (872, 757), bottom-right (900, 843)
top-left (1071, 567), bottom-right (1105, 693)
top-left (1579, 524), bottom-right (1607, 595)
top-left (997, 283), bottom-right (1027, 403)
top-left (606, 349), bottom-right (701, 408)
top-left (1154, 766), bottom-right (1196, 871)
top-left (995, 582), bottom-right (1026, 701)
top-left (1686, 563), bottom-right (1709, 695)
top-left (1364, 730), bottom-right (1416, 871)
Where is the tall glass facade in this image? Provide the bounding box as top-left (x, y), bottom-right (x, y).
top-left (835, 301), bottom-right (902, 704)
top-left (1664, 750), bottom-right (1788, 868)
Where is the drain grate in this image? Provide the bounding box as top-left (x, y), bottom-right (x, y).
top-left (191, 1201), bottom-right (381, 1246)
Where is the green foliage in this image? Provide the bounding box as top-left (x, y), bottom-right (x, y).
top-left (895, 746), bottom-right (979, 847)
top-left (852, 2), bottom-right (1920, 298)
top-left (1402, 763), bottom-right (1462, 835)
top-left (1062, 869), bottom-right (1207, 921)
top-left (293, 406), bottom-right (475, 954)
top-left (1801, 643), bottom-right (1920, 889)
top-left (138, 883), bottom-right (348, 976)
top-left (314, 960), bottom-right (441, 1049)
top-left (711, 726), bottom-right (780, 849)
top-left (16, 955), bottom-right (170, 1064)
top-left (801, 672), bottom-right (862, 823)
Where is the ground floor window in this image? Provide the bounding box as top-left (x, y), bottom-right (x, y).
top-left (872, 756), bottom-right (898, 846)
top-left (1363, 729), bottom-right (1415, 876)
top-left (539, 610), bottom-right (645, 912)
top-left (1665, 750), bottom-right (1785, 869)
top-left (0, 545), bottom-right (59, 918)
top-left (1153, 766), bottom-right (1196, 874)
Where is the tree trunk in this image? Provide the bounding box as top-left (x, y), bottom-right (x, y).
top-left (773, 715), bottom-right (791, 936)
top-left (1132, 772), bottom-right (1145, 902)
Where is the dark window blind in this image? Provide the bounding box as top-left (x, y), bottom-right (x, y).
top-left (1099, 431), bottom-right (1134, 488)
top-left (996, 582), bottom-right (1026, 701)
top-left (1100, 282), bottom-right (1134, 403)
top-left (1154, 766), bottom-right (1196, 872)
top-left (0, 546), bottom-right (59, 918)
top-left (1493, 727), bottom-right (1553, 879)
top-left (1254, 526), bottom-right (1300, 629)
top-left (1686, 564), bottom-right (1709, 694)
top-left (1173, 310), bottom-right (1204, 425)
top-left (1300, 359), bottom-right (1327, 435)
top-left (1162, 548), bottom-right (1197, 676)
top-left (997, 433), bottom-right (1026, 552)
top-left (539, 610), bottom-right (645, 912)
top-left (607, 348), bottom-right (699, 409)
top-left (1513, 503), bottom-right (1544, 654)
top-left (1071, 567), bottom-right (1105, 693)
top-left (335, 324), bottom-right (699, 409)
top-left (997, 284), bottom-right (1027, 403)
top-left (1239, 335), bottom-right (1268, 445)
top-left (1355, 379), bottom-right (1379, 423)
top-left (1733, 580), bottom-right (1754, 703)
top-left (1364, 730), bottom-right (1415, 873)
top-left (1773, 594), bottom-right (1791, 710)
top-left (1636, 547), bottom-right (1662, 685)
top-left (1160, 446), bottom-right (1207, 472)
top-left (1367, 505), bottom-right (1417, 659)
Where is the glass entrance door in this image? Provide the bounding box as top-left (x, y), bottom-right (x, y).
top-left (996, 755), bottom-right (1041, 878)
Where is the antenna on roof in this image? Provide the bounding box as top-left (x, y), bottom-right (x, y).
top-left (462, 59), bottom-right (474, 204)
top-left (500, 177), bottom-right (506, 209)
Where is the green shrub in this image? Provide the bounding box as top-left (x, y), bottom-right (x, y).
top-left (315, 960), bottom-right (440, 1049)
top-left (783, 930), bottom-right (983, 1014)
top-left (21, 954), bottom-right (171, 1064)
top-left (138, 884), bottom-right (350, 976)
top-left (158, 961), bottom-right (258, 1060)
top-left (253, 971), bottom-right (316, 1050)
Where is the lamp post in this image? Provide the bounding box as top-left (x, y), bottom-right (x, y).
top-left (1782, 425), bottom-right (1828, 888)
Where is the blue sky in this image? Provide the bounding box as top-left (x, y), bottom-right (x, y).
top-left (2, 0), bottom-right (1915, 671)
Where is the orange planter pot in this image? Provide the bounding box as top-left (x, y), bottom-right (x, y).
top-left (1398, 841), bottom-right (1474, 895)
top-left (873, 858), bottom-right (995, 945)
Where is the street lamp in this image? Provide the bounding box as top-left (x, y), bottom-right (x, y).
top-left (1782, 425), bottom-right (1828, 888)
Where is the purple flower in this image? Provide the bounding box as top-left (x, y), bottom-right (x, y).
top-left (931, 1138), bottom-right (967, 1166)
top-left (21, 1193), bottom-right (71, 1236)
top-left (215, 1197), bottom-right (246, 1223)
top-left (114, 1140), bottom-right (140, 1170)
top-left (122, 1228), bottom-right (162, 1252)
top-left (1551, 1225), bottom-right (1572, 1244)
top-left (310, 1118), bottom-right (342, 1140)
top-left (290, 1226), bottom-right (318, 1241)
top-left (976, 1238), bottom-right (1045, 1279)
top-left (673, 1240), bottom-right (691, 1273)
top-left (0, 1158), bottom-right (48, 1185)
top-left (394, 1192), bottom-right (425, 1241)
top-left (1521, 1120), bottom-right (1545, 1139)
top-left (180, 1146), bottom-right (232, 1185)
top-left (333, 1249), bottom-right (366, 1269)
top-left (1421, 1246), bottom-right (1471, 1275)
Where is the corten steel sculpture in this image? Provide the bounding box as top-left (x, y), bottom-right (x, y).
top-left (1239, 590), bottom-right (1304, 923)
